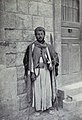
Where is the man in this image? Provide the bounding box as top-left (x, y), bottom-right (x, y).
top-left (23, 27), bottom-right (59, 115)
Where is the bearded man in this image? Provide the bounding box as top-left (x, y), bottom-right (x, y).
top-left (23, 27), bottom-right (59, 115)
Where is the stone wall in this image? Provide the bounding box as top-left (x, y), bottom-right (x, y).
top-left (80, 0), bottom-right (82, 78)
top-left (80, 0), bottom-right (82, 70)
top-left (0, 0), bottom-right (56, 119)
top-left (53, 0), bottom-right (61, 87)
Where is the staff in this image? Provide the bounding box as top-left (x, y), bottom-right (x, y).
top-left (50, 33), bottom-right (58, 111)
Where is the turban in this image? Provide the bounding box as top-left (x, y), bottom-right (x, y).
top-left (34, 27), bottom-right (45, 36)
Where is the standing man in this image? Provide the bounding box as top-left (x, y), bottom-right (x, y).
top-left (23, 27), bottom-right (59, 115)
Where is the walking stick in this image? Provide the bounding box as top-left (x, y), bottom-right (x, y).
top-left (50, 34), bottom-right (58, 111)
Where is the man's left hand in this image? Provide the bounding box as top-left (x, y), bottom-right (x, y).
top-left (49, 64), bottom-right (53, 71)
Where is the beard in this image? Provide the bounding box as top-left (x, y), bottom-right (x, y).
top-left (37, 37), bottom-right (45, 44)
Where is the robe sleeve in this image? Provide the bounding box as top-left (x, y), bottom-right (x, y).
top-left (23, 46), bottom-right (30, 76)
top-left (23, 43), bottom-right (34, 76)
top-left (23, 46), bottom-right (33, 106)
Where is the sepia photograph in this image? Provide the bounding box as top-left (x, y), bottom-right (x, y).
top-left (0, 0), bottom-right (82, 120)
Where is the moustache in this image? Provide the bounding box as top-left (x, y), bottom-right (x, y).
top-left (39, 37), bottom-right (42, 39)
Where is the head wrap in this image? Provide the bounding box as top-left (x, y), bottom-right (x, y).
top-left (34, 27), bottom-right (45, 36)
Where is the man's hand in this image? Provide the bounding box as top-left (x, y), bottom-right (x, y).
top-left (31, 72), bottom-right (36, 82)
top-left (49, 64), bottom-right (53, 71)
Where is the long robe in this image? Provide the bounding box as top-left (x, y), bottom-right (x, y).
top-left (23, 41), bottom-right (59, 110)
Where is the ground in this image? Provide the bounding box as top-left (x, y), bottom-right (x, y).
top-left (28, 107), bottom-right (82, 120)
top-left (1, 106), bottom-right (82, 120)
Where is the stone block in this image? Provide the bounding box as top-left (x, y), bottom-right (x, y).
top-left (16, 53), bottom-right (24, 66)
top-left (63, 99), bottom-right (77, 111)
top-left (5, 30), bottom-right (23, 41)
top-left (0, 100), bottom-right (17, 120)
top-left (19, 93), bottom-right (28, 110)
top-left (17, 0), bottom-right (28, 14)
top-left (23, 15), bottom-right (32, 29)
top-left (0, 28), bottom-right (5, 41)
top-left (29, 1), bottom-right (38, 15)
top-left (33, 16), bottom-right (44, 29)
top-left (16, 14), bottom-right (32, 29)
top-left (81, 33), bottom-right (82, 39)
top-left (17, 79), bottom-right (26, 95)
top-left (55, 23), bottom-right (61, 35)
top-left (0, 67), bottom-right (18, 118)
top-left (6, 42), bottom-right (16, 53)
top-left (23, 30), bottom-right (34, 41)
top-left (5, 0), bottom-right (17, 12)
top-left (4, 13), bottom-right (16, 28)
top-left (45, 18), bottom-right (53, 31)
top-left (16, 42), bottom-right (30, 53)
top-left (15, 14), bottom-right (23, 29)
top-left (55, 2), bottom-right (61, 34)
top-left (0, 11), bottom-right (4, 28)
top-left (16, 66), bottom-right (25, 79)
top-left (6, 53), bottom-right (16, 67)
top-left (0, 0), bottom-right (4, 11)
top-left (38, 3), bottom-right (53, 17)
top-left (0, 45), bottom-right (6, 65)
top-left (0, 52), bottom-right (5, 65)
top-left (0, 98), bottom-right (19, 120)
top-left (58, 90), bottom-right (64, 108)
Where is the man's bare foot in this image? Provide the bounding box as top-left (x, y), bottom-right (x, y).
top-left (34, 112), bottom-right (41, 116)
top-left (48, 110), bottom-right (55, 115)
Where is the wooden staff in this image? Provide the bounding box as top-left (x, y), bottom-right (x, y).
top-left (50, 33), bottom-right (58, 111)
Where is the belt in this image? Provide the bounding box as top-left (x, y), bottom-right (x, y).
top-left (35, 62), bottom-right (49, 68)
top-left (36, 63), bottom-right (44, 68)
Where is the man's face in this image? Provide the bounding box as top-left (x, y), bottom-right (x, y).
top-left (36, 30), bottom-right (45, 42)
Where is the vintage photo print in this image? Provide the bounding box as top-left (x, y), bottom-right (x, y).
top-left (0, 0), bottom-right (82, 120)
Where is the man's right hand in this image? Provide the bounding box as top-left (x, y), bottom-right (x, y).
top-left (31, 72), bottom-right (36, 82)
